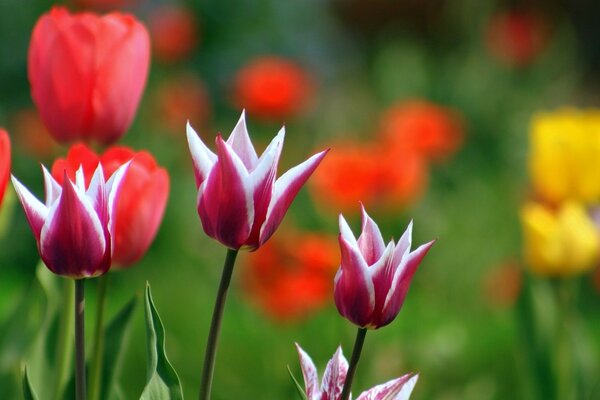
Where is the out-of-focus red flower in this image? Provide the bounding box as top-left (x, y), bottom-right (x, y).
top-left (486, 10), bottom-right (548, 67)
top-left (243, 232), bottom-right (339, 322)
top-left (233, 57), bottom-right (313, 121)
top-left (28, 6), bottom-right (150, 145)
top-left (10, 108), bottom-right (58, 158)
top-left (379, 100), bottom-right (464, 162)
top-left (52, 143), bottom-right (169, 267)
top-left (310, 141), bottom-right (426, 213)
top-left (74, 0), bottom-right (135, 11)
top-left (154, 73), bottom-right (211, 134)
top-left (0, 129), bottom-right (10, 209)
top-left (482, 261), bottom-right (523, 308)
top-left (149, 5), bottom-right (198, 63)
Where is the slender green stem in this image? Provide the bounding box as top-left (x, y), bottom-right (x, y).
top-left (75, 279), bottom-right (87, 400)
top-left (199, 248), bottom-right (239, 400)
top-left (52, 279), bottom-right (75, 400)
top-left (551, 279), bottom-right (576, 400)
top-left (89, 274), bottom-right (109, 400)
top-left (340, 328), bottom-right (368, 400)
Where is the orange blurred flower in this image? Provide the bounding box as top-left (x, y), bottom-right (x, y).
top-left (10, 108), bottom-right (58, 158)
top-left (310, 141), bottom-right (426, 213)
top-left (148, 5), bottom-right (198, 63)
top-left (486, 10), bottom-right (548, 67)
top-left (242, 232), bottom-right (339, 323)
top-left (153, 73), bottom-right (211, 133)
top-left (232, 57), bottom-right (313, 121)
top-left (379, 100), bottom-right (464, 162)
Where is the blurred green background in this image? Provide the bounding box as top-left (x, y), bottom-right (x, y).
top-left (1, 0), bottom-right (600, 399)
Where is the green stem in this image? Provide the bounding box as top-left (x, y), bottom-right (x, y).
top-left (551, 279), bottom-right (576, 400)
top-left (340, 327), bottom-right (368, 400)
top-left (199, 248), bottom-right (239, 400)
top-left (52, 279), bottom-right (74, 400)
top-left (88, 274), bottom-right (109, 400)
top-left (75, 279), bottom-right (87, 400)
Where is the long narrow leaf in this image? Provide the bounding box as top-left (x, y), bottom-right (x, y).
top-left (22, 367), bottom-right (40, 400)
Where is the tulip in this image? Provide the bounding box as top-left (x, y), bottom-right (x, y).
top-left (0, 129), bottom-right (10, 209)
top-left (51, 143), bottom-right (169, 267)
top-left (12, 163), bottom-right (128, 278)
top-left (28, 6), bottom-right (150, 145)
top-left (334, 206), bottom-right (434, 329)
top-left (187, 111), bottom-right (328, 250)
top-left (295, 343), bottom-right (418, 400)
top-left (521, 201), bottom-right (600, 277)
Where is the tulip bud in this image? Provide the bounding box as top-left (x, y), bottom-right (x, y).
top-left (28, 7), bottom-right (150, 145)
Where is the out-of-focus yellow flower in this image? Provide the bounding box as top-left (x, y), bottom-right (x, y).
top-left (529, 109), bottom-right (600, 204)
top-left (521, 201), bottom-right (600, 277)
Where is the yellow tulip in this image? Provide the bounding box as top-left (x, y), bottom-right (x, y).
top-left (521, 201), bottom-right (600, 277)
top-left (529, 109), bottom-right (600, 204)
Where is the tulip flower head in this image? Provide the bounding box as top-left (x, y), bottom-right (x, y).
top-left (12, 163), bottom-right (128, 278)
top-left (186, 112), bottom-right (328, 250)
top-left (0, 129), bottom-right (10, 209)
top-left (28, 7), bottom-right (150, 145)
top-left (334, 206), bottom-right (434, 329)
top-left (295, 343), bottom-right (418, 400)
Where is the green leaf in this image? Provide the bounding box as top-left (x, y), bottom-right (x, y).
top-left (140, 283), bottom-right (183, 400)
top-left (22, 367), bottom-right (40, 400)
top-left (287, 365), bottom-right (308, 400)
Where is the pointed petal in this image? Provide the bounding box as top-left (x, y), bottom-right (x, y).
top-left (379, 240), bottom-right (435, 327)
top-left (12, 175), bottom-right (48, 240)
top-left (40, 179), bottom-right (107, 277)
top-left (357, 205), bottom-right (386, 265)
top-left (259, 149), bottom-right (328, 246)
top-left (75, 165), bottom-right (86, 190)
top-left (106, 161), bottom-right (131, 244)
top-left (321, 346), bottom-right (348, 400)
top-left (86, 164), bottom-right (108, 226)
top-left (197, 136), bottom-right (254, 249)
top-left (186, 122), bottom-right (217, 187)
top-left (368, 241), bottom-right (397, 317)
top-left (226, 111), bottom-right (259, 169)
top-left (42, 165), bottom-right (62, 206)
top-left (339, 213), bottom-right (359, 248)
top-left (391, 221), bottom-right (413, 267)
top-left (295, 343), bottom-right (320, 400)
top-left (334, 234), bottom-right (375, 327)
top-left (356, 373), bottom-right (418, 400)
top-left (244, 128), bottom-right (284, 248)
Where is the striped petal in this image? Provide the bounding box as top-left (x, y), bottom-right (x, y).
top-left (356, 374), bottom-right (418, 400)
top-left (106, 161), bottom-right (131, 244)
top-left (12, 175), bottom-right (48, 240)
top-left (40, 178), bottom-right (107, 277)
top-left (226, 111), bottom-right (258, 169)
top-left (187, 122), bottom-right (217, 188)
top-left (259, 149), bottom-right (328, 246)
top-left (295, 344), bottom-right (320, 400)
top-left (197, 136), bottom-right (254, 249)
top-left (357, 205), bottom-right (386, 265)
top-left (320, 346), bottom-right (348, 400)
top-left (391, 221), bottom-right (413, 268)
top-left (42, 165), bottom-right (62, 206)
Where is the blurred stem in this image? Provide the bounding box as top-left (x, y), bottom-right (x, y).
top-left (340, 327), bottom-right (368, 400)
top-left (551, 279), bottom-right (576, 400)
top-left (88, 274), bottom-right (109, 400)
top-left (75, 279), bottom-right (86, 400)
top-left (199, 248), bottom-right (239, 400)
top-left (52, 279), bottom-right (74, 400)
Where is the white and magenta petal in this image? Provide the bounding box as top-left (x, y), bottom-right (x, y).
top-left (357, 205), bottom-right (386, 265)
top-left (391, 221), bottom-right (413, 268)
top-left (295, 343), bottom-right (320, 400)
top-left (42, 165), bottom-right (61, 206)
top-left (11, 175), bottom-right (48, 240)
top-left (320, 346), bottom-right (348, 400)
top-left (356, 373), bottom-right (418, 400)
top-left (106, 161), bottom-right (131, 241)
top-left (226, 111), bottom-right (259, 170)
top-left (186, 122), bottom-right (217, 187)
top-left (86, 164), bottom-right (108, 226)
top-left (258, 149), bottom-right (328, 246)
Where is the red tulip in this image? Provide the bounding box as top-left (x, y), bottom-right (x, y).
top-left (52, 143), bottom-right (169, 266)
top-left (0, 129), bottom-right (10, 209)
top-left (28, 7), bottom-right (150, 145)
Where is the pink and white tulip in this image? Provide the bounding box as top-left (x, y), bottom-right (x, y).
top-left (186, 112), bottom-right (328, 250)
top-left (12, 163), bottom-right (128, 278)
top-left (295, 343), bottom-right (418, 400)
top-left (334, 206), bottom-right (434, 329)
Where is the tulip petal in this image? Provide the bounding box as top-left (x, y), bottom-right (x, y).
top-left (320, 346), bottom-right (348, 400)
top-left (42, 165), bottom-right (62, 206)
top-left (186, 122), bottom-right (217, 187)
top-left (40, 179), bottom-right (107, 277)
top-left (356, 374), bottom-right (418, 400)
top-left (295, 343), bottom-right (320, 400)
top-left (86, 164), bottom-right (108, 226)
top-left (259, 149), bottom-right (328, 246)
top-left (339, 213), bottom-right (359, 248)
top-left (12, 176), bottom-right (48, 240)
top-left (357, 205), bottom-right (386, 265)
top-left (334, 234), bottom-right (375, 327)
top-left (226, 111), bottom-right (259, 169)
top-left (106, 161), bottom-right (131, 242)
top-left (368, 242), bottom-right (397, 316)
top-left (197, 136), bottom-right (254, 249)
top-left (391, 221), bottom-right (413, 268)
top-left (380, 240), bottom-right (435, 327)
